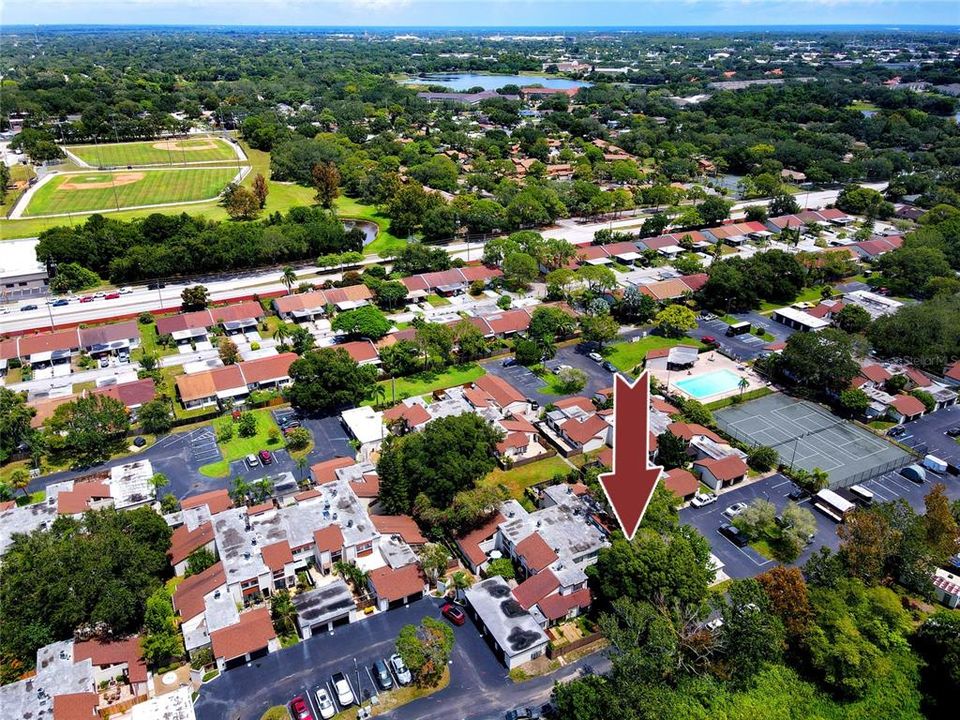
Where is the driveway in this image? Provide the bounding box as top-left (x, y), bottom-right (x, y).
top-left (680, 466), bottom-right (960, 580)
top-left (688, 312), bottom-right (795, 362)
top-left (194, 597), bottom-right (611, 720)
top-left (892, 404), bottom-right (960, 466)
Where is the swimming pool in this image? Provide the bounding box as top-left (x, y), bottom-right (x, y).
top-left (674, 369), bottom-right (745, 400)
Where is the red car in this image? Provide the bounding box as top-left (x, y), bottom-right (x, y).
top-left (79, 296), bottom-right (94, 303)
top-left (702, 335), bottom-right (717, 346)
top-left (441, 602), bottom-right (465, 626)
top-left (104, 292), bottom-right (120, 300)
top-left (258, 450), bottom-right (273, 465)
top-left (290, 695), bottom-right (312, 720)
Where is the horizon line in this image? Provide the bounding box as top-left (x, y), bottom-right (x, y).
top-left (5, 22), bottom-right (960, 29)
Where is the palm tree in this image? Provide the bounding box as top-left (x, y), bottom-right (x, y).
top-left (281, 266), bottom-right (297, 295)
top-left (295, 456), bottom-right (310, 486)
top-left (738, 376), bottom-right (749, 398)
top-left (229, 475), bottom-right (250, 506)
top-left (9, 468), bottom-right (30, 499)
top-left (149, 472), bottom-right (169, 497)
top-left (273, 322), bottom-right (292, 346)
top-left (373, 383), bottom-right (387, 409)
top-left (270, 589), bottom-right (297, 636)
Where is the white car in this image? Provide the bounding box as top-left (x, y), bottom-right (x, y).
top-left (315, 687), bottom-right (335, 719)
top-left (588, 352), bottom-right (603, 363)
top-left (119, 286), bottom-right (134, 294)
top-left (390, 653), bottom-right (412, 685)
top-left (245, 454), bottom-right (259, 468)
top-left (331, 672), bottom-right (354, 707)
top-left (553, 364), bottom-right (572, 375)
top-left (723, 502), bottom-right (748, 519)
top-left (690, 492), bottom-right (717, 508)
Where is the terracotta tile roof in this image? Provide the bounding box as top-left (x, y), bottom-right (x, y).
top-left (175, 372), bottom-right (218, 403)
top-left (485, 309), bottom-right (532, 336)
top-left (464, 386), bottom-right (497, 409)
top-left (273, 289), bottom-right (328, 315)
top-left (210, 607), bottom-right (276, 661)
top-left (667, 422), bottom-right (723, 444)
top-left (455, 512), bottom-right (505, 567)
top-left (323, 284), bottom-right (374, 305)
top-left (350, 473), bottom-right (380, 499)
top-left (903, 366), bottom-right (932, 388)
top-left (946, 361), bottom-right (960, 382)
top-left (646, 348), bottom-right (670, 359)
top-left (576, 245), bottom-right (610, 262)
top-left (313, 525), bottom-right (345, 553)
top-left (663, 468), bottom-right (699, 498)
top-left (806, 302), bottom-right (843, 319)
top-left (680, 273), bottom-right (709, 292)
top-left (172, 561), bottom-right (226, 621)
top-left (474, 374), bottom-right (525, 408)
top-left (210, 301), bottom-right (265, 325)
top-left (383, 402), bottom-right (431, 428)
top-left (17, 328), bottom-right (82, 357)
top-left (515, 533), bottom-right (559, 572)
top-left (859, 364), bottom-right (892, 384)
top-left (238, 352), bottom-right (296, 385)
top-left (371, 515), bottom-right (428, 545)
top-left (53, 692), bottom-right (99, 720)
top-left (560, 413), bottom-right (609, 445)
top-left (210, 365), bottom-right (246, 394)
top-left (553, 396), bottom-right (595, 414)
top-left (246, 501), bottom-right (274, 516)
top-left (261, 540), bottom-right (294, 572)
top-left (0, 500), bottom-right (15, 512)
top-left (168, 520), bottom-right (215, 565)
top-left (642, 278), bottom-right (693, 301)
top-left (180, 488), bottom-right (233, 515)
top-left (499, 414), bottom-right (537, 434)
top-left (30, 395), bottom-right (76, 429)
top-left (73, 636), bottom-right (148, 683)
top-left (652, 397), bottom-right (679, 414)
top-left (597, 447), bottom-right (613, 468)
top-left (339, 340), bottom-right (379, 364)
top-left (512, 569), bottom-right (560, 610)
top-left (497, 431), bottom-right (531, 453)
top-left (57, 482), bottom-right (111, 515)
top-left (311, 457), bottom-right (356, 485)
top-left (368, 563), bottom-right (427, 602)
top-left (891, 394), bottom-right (926, 417)
top-left (538, 587), bottom-right (592, 621)
top-left (294, 489), bottom-right (322, 502)
top-left (694, 455), bottom-right (748, 482)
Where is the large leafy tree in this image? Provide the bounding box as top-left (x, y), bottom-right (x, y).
top-left (0, 508), bottom-right (172, 672)
top-left (0, 388), bottom-right (36, 464)
top-left (396, 617), bottom-right (454, 688)
top-left (331, 305), bottom-right (392, 340)
top-left (774, 328), bottom-right (860, 397)
top-left (44, 394), bottom-right (130, 466)
top-left (377, 413), bottom-right (502, 513)
top-left (288, 348), bottom-right (379, 413)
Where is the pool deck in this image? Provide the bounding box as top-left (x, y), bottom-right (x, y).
top-left (650, 352), bottom-right (767, 403)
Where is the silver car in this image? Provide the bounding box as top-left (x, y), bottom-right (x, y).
top-left (390, 653), bottom-right (412, 685)
top-left (315, 687), bottom-right (335, 719)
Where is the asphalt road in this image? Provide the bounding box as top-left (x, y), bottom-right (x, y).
top-left (194, 597), bottom-right (611, 720)
top-left (680, 462), bottom-right (960, 580)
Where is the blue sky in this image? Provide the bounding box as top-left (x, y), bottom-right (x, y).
top-left (3, 1), bottom-right (959, 28)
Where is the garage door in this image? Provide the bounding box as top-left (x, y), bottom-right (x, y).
top-left (224, 655), bottom-right (247, 671)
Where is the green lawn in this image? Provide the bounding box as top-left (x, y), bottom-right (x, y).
top-left (372, 363), bottom-right (485, 405)
top-left (424, 294), bottom-right (451, 307)
top-left (758, 286), bottom-right (826, 313)
top-left (136, 322), bottom-right (179, 360)
top-left (481, 456), bottom-right (573, 500)
top-left (847, 100), bottom-right (880, 112)
top-left (0, 164), bottom-right (36, 216)
top-left (335, 195), bottom-right (406, 256)
top-left (67, 136), bottom-right (238, 167)
top-left (605, 336), bottom-right (705, 373)
top-left (199, 408), bottom-right (284, 477)
top-left (24, 167), bottom-right (239, 217)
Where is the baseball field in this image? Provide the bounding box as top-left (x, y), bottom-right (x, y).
top-left (65, 136), bottom-right (239, 167)
top-left (22, 167), bottom-right (240, 217)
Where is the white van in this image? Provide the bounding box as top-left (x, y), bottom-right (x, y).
top-left (923, 455), bottom-right (948, 474)
top-left (848, 484), bottom-right (874, 505)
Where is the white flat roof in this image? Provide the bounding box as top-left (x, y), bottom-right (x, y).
top-left (340, 406), bottom-right (385, 445)
top-left (772, 306), bottom-right (831, 329)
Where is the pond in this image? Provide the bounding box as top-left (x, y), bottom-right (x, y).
top-left (401, 72), bottom-right (592, 92)
top-left (343, 219), bottom-right (378, 247)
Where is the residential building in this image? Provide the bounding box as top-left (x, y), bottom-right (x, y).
top-left (693, 455), bottom-right (749, 491)
top-left (174, 352), bottom-right (297, 409)
top-left (463, 576), bottom-right (550, 669)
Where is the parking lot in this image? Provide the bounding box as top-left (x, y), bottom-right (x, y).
top-left (482, 342), bottom-right (616, 406)
top-left (893, 403), bottom-right (960, 467)
top-left (188, 427), bottom-right (221, 465)
top-left (681, 465), bottom-right (960, 580)
top-left (688, 311), bottom-right (795, 362)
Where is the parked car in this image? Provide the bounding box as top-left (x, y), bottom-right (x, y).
top-left (787, 486), bottom-right (810, 502)
top-left (331, 672), bottom-right (354, 707)
top-left (701, 335), bottom-right (718, 346)
top-left (946, 426), bottom-right (960, 438)
top-left (281, 419), bottom-right (302, 431)
top-left (99, 356), bottom-right (110, 368)
top-left (502, 357), bottom-right (517, 367)
top-left (133, 436), bottom-right (147, 447)
top-left (690, 492), bottom-right (717, 508)
top-left (887, 426), bottom-right (907, 438)
top-left (20, 304), bottom-right (38, 311)
top-left (603, 361), bottom-right (617, 373)
top-left (259, 450), bottom-right (272, 465)
top-left (290, 695), bottom-right (313, 720)
top-left (505, 707), bottom-right (541, 720)
top-left (552, 364), bottom-right (572, 375)
top-left (245, 454), bottom-right (259, 469)
top-left (118, 351), bottom-right (130, 364)
top-left (373, 658), bottom-right (394, 690)
top-left (441, 602), bottom-right (465, 626)
top-left (718, 523), bottom-right (748, 547)
top-left (722, 502), bottom-right (747, 519)
top-left (314, 687), bottom-right (335, 719)
top-left (389, 653), bottom-right (412, 685)
top-left (588, 352), bottom-right (603, 363)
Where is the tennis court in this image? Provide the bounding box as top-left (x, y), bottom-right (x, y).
top-left (715, 393), bottom-right (910, 487)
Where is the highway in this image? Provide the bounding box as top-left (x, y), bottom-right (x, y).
top-left (0, 183), bottom-right (884, 335)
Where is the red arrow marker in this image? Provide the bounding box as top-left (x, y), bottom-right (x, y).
top-left (599, 371), bottom-right (663, 541)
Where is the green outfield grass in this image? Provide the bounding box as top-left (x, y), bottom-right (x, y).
top-left (23, 167), bottom-right (239, 217)
top-left (66, 136), bottom-right (238, 167)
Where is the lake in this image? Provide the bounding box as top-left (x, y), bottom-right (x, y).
top-left (402, 72), bottom-right (591, 92)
